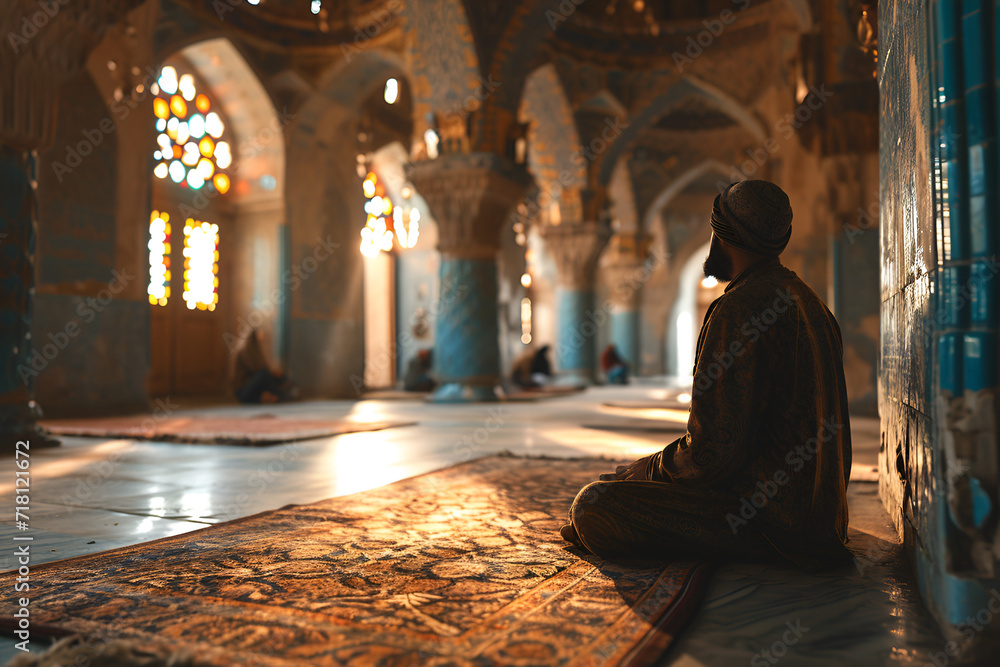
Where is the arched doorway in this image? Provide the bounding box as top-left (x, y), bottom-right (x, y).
top-left (147, 38), bottom-right (285, 397)
top-left (639, 162), bottom-right (733, 378)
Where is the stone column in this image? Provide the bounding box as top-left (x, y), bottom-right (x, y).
top-left (408, 153), bottom-right (531, 402)
top-left (0, 147), bottom-right (47, 444)
top-left (1, 0), bottom-right (144, 447)
top-left (603, 232), bottom-right (649, 373)
top-left (541, 222), bottom-right (611, 386)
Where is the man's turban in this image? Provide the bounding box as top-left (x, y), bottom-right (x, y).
top-left (711, 180), bottom-right (793, 256)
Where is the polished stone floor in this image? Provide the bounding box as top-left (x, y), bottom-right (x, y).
top-left (0, 382), bottom-right (959, 665)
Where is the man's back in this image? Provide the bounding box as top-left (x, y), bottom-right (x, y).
top-left (668, 258), bottom-right (852, 564)
top-left (561, 180), bottom-right (853, 568)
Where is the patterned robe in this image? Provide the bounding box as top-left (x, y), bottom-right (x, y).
top-left (568, 258), bottom-right (852, 568)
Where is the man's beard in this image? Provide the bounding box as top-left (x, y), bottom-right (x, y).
top-left (703, 236), bottom-right (734, 282)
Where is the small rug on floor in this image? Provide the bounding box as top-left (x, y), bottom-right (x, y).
top-left (584, 420), bottom-right (688, 436)
top-left (40, 415), bottom-right (414, 445)
top-left (505, 385), bottom-right (585, 401)
top-left (0, 456), bottom-right (711, 666)
top-left (360, 389), bottom-right (431, 400)
top-left (602, 400), bottom-right (691, 412)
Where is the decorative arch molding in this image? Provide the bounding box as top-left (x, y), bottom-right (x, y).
top-left (597, 76), bottom-right (766, 186)
top-left (175, 37), bottom-right (285, 206)
top-left (519, 62), bottom-right (585, 191)
top-left (577, 89), bottom-right (629, 120)
top-left (401, 0), bottom-right (479, 134)
top-left (284, 49), bottom-right (415, 396)
top-left (641, 159), bottom-right (732, 233)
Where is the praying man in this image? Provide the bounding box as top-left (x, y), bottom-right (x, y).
top-left (560, 180), bottom-right (853, 569)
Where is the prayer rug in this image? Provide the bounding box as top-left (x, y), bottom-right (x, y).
top-left (601, 401), bottom-right (692, 412)
top-left (583, 420), bottom-right (689, 436)
top-left (505, 386), bottom-right (584, 401)
top-left (40, 415), bottom-right (414, 445)
top-left (359, 390), bottom-right (430, 400)
top-left (1, 456), bottom-right (711, 666)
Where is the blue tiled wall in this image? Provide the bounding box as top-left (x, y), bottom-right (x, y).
top-left (880, 0), bottom-right (1000, 634)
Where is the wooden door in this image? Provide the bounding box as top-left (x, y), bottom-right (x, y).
top-left (148, 214), bottom-right (228, 397)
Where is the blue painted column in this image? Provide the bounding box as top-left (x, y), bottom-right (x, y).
top-left (432, 256), bottom-right (501, 402)
top-left (610, 308), bottom-right (639, 370)
top-left (0, 147), bottom-right (45, 444)
top-left (542, 222), bottom-right (611, 387)
top-left (604, 237), bottom-right (648, 376)
top-left (408, 153), bottom-right (532, 403)
top-left (555, 287), bottom-right (598, 386)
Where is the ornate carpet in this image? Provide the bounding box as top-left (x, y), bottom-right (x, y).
top-left (40, 415), bottom-right (414, 445)
top-left (1, 457), bottom-right (711, 666)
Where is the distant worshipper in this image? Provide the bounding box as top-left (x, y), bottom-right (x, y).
top-left (403, 349), bottom-right (436, 392)
top-left (231, 328), bottom-right (298, 404)
top-left (560, 180), bottom-right (853, 569)
top-left (511, 344), bottom-right (553, 388)
top-left (601, 344), bottom-right (629, 385)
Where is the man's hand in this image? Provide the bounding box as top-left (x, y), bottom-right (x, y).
top-left (599, 454), bottom-right (655, 481)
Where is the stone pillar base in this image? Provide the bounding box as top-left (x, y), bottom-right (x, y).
top-left (431, 382), bottom-right (502, 403)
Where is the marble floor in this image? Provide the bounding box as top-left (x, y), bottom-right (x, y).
top-left (0, 382), bottom-right (964, 665)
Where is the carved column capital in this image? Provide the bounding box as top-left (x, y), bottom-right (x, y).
top-left (407, 152), bottom-right (532, 260)
top-left (1, 0), bottom-right (145, 148)
top-left (540, 221), bottom-right (612, 291)
top-left (602, 231), bottom-right (651, 310)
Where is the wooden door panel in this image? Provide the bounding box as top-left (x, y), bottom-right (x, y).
top-left (171, 313), bottom-right (224, 394)
top-left (148, 306), bottom-right (172, 396)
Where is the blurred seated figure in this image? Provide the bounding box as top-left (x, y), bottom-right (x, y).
top-left (512, 345), bottom-right (552, 388)
top-left (601, 344), bottom-right (630, 385)
top-left (403, 349), bottom-right (436, 392)
top-left (231, 329), bottom-right (298, 404)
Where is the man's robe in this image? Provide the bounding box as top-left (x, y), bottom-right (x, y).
top-left (571, 258), bottom-right (852, 567)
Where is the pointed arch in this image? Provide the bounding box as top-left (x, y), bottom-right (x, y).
top-left (641, 159), bottom-right (733, 232)
top-left (519, 63), bottom-right (585, 191)
top-left (178, 37), bottom-right (285, 205)
top-left (598, 77), bottom-right (767, 185)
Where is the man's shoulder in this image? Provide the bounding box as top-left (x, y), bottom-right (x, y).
top-left (720, 263), bottom-right (802, 313)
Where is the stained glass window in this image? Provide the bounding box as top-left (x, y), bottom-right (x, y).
top-left (360, 172), bottom-right (394, 258)
top-left (183, 219), bottom-right (220, 311)
top-left (359, 172), bottom-right (420, 257)
top-left (147, 210), bottom-right (171, 306)
top-left (152, 66), bottom-right (231, 195)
